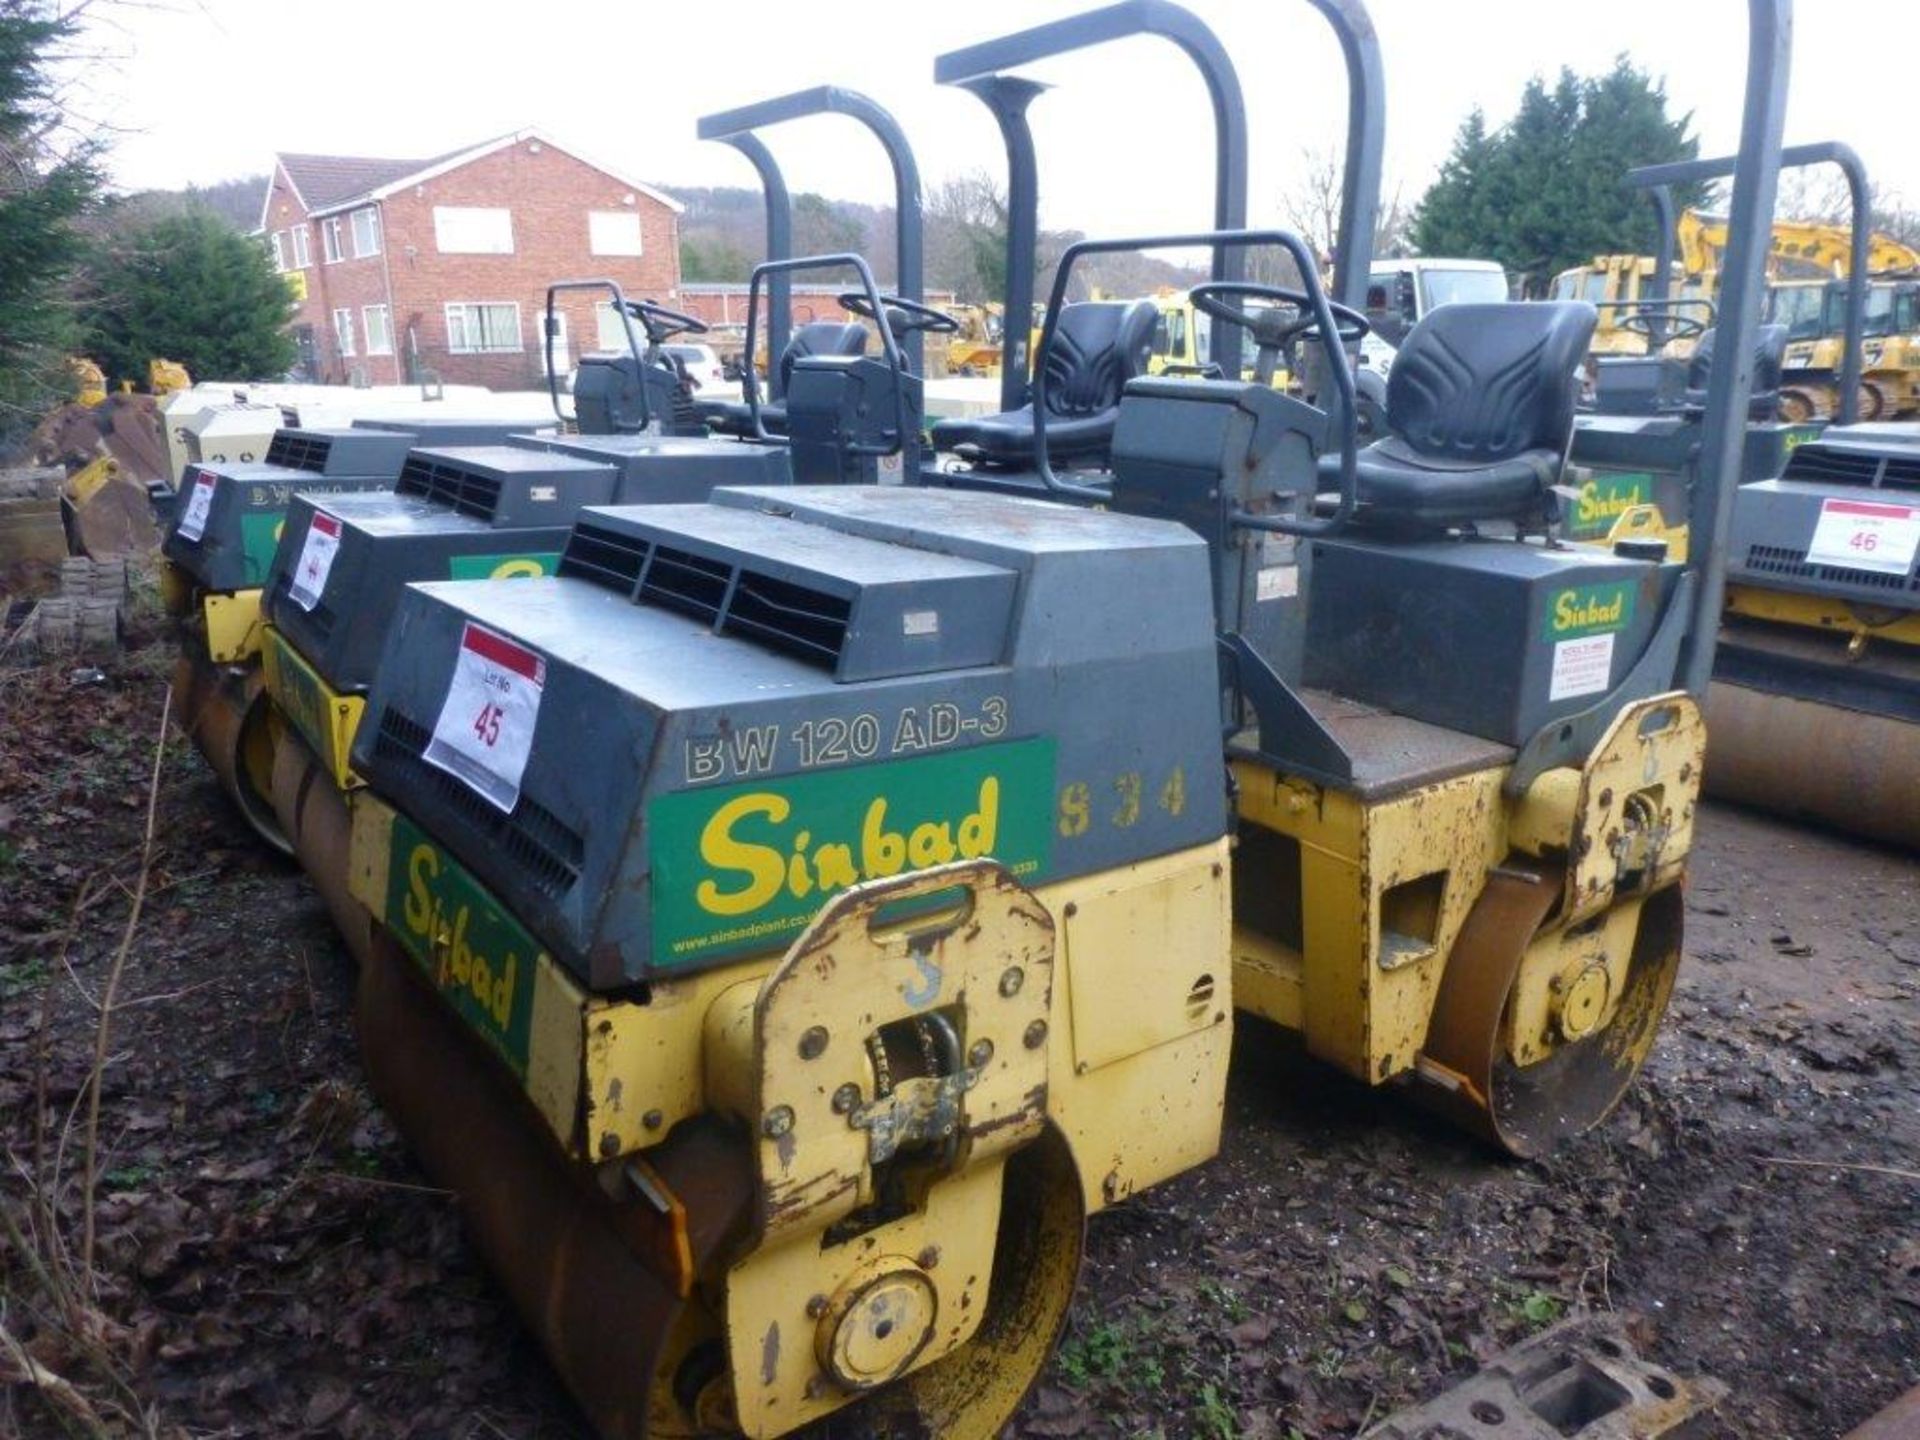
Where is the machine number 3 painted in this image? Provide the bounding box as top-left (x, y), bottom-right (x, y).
top-left (287, 512), bottom-right (343, 611)
top-left (423, 622), bottom-right (547, 814)
top-left (1806, 497), bottom-right (1920, 577)
top-left (175, 470), bottom-right (217, 543)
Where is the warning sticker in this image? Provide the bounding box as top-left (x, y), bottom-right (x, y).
top-left (287, 512), bottom-right (343, 611)
top-left (1805, 497), bottom-right (1920, 577)
top-left (175, 471), bottom-right (217, 543)
top-left (1549, 633), bottom-right (1615, 703)
top-left (1256, 565), bottom-right (1299, 602)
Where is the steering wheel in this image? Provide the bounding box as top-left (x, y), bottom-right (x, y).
top-left (837, 292), bottom-right (961, 337)
top-left (1616, 309), bottom-right (1709, 345)
top-left (1189, 280), bottom-right (1370, 345)
top-left (619, 299), bottom-right (709, 344)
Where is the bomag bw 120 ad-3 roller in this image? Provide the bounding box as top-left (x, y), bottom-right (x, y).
top-left (162, 0), bottom-right (1794, 1429)
top-left (162, 426), bottom-right (417, 848)
top-left (255, 260), bottom-right (933, 955)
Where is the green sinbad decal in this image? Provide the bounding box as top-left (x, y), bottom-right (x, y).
top-left (1563, 471), bottom-right (1654, 538)
top-left (1544, 580), bottom-right (1637, 641)
top-left (649, 737), bottom-right (1057, 968)
top-left (240, 512), bottom-right (286, 584)
top-left (384, 810), bottom-right (540, 1077)
top-left (266, 631), bottom-right (338, 767)
top-left (446, 552), bottom-right (561, 581)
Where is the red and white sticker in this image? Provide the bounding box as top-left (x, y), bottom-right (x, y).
top-left (287, 511), bottom-right (343, 611)
top-left (1806, 497), bottom-right (1920, 577)
top-left (1549, 633), bottom-right (1616, 703)
top-left (422, 622), bottom-right (547, 813)
top-left (175, 470), bottom-right (217, 542)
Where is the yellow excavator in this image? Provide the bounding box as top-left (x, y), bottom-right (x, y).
top-left (1549, 257), bottom-right (1712, 355)
top-left (1553, 209), bottom-right (1920, 363)
top-left (1767, 272), bottom-right (1920, 420)
top-left (944, 302), bottom-right (1004, 376)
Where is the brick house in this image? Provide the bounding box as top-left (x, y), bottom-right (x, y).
top-left (258, 129), bottom-right (683, 388)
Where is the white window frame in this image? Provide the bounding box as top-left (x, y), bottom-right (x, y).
top-left (350, 205), bottom-right (382, 259)
top-left (587, 209), bottom-right (644, 257)
top-left (290, 225), bottom-right (312, 268)
top-left (594, 300), bottom-right (636, 352)
top-left (332, 307), bottom-right (355, 358)
top-left (432, 206), bottom-right (515, 255)
top-left (443, 301), bottom-right (522, 355)
top-left (362, 303), bottom-right (393, 357)
top-left (322, 216), bottom-right (345, 264)
top-left (269, 231), bottom-right (288, 272)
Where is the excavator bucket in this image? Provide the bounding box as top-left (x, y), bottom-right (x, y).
top-left (32, 389), bottom-right (174, 558)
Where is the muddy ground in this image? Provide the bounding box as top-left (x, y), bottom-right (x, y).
top-left (0, 639), bottom-right (1914, 1439)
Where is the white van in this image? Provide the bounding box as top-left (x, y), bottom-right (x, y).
top-left (1361, 258), bottom-right (1511, 377)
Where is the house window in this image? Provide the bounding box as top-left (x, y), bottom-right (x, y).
top-left (350, 206), bottom-right (382, 258)
top-left (363, 304), bottom-right (394, 356)
top-left (269, 232), bottom-right (288, 272)
top-left (290, 226), bottom-right (312, 268)
top-left (588, 210), bottom-right (644, 257)
top-left (322, 217), bottom-right (345, 263)
top-left (433, 206), bottom-right (514, 255)
top-left (333, 307), bottom-right (355, 357)
top-left (595, 301), bottom-right (639, 352)
top-left (444, 302), bottom-right (522, 353)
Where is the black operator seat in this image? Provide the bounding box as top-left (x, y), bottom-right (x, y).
top-left (1318, 301), bottom-right (1597, 527)
top-left (702, 321), bottom-right (870, 438)
top-left (1683, 323), bottom-right (1787, 420)
top-left (930, 299), bottom-right (1156, 467)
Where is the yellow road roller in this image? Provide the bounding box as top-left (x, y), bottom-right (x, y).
top-left (984, 227), bottom-right (1709, 1158)
top-left (1710, 422), bottom-right (1920, 848)
top-left (342, 482), bottom-right (1239, 1435)
top-left (225, 0), bottom-right (1794, 1429)
top-left (161, 427), bottom-right (414, 848)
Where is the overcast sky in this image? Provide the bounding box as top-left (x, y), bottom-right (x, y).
top-left (73, 1), bottom-right (1920, 239)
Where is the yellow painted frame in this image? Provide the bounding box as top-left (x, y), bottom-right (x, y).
top-left (202, 588), bottom-right (265, 664)
top-left (347, 793), bottom-right (1232, 1211)
top-left (1231, 761), bottom-right (1506, 1083)
top-left (261, 626), bottom-right (366, 790)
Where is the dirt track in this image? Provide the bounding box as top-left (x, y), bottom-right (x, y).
top-left (1, 647), bottom-right (1915, 1438)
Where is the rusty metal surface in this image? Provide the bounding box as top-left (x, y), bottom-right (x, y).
top-left (854, 1131), bottom-right (1086, 1440)
top-left (268, 738), bottom-right (370, 964)
top-left (1845, 1383), bottom-right (1920, 1440)
top-left (1288, 688), bottom-right (1516, 800)
top-left (725, 859), bottom-right (1064, 1433)
top-left (33, 393), bottom-right (171, 491)
top-left (1416, 867), bottom-right (1683, 1158)
top-left (1360, 1311), bottom-right (1726, 1438)
top-left (1706, 679), bottom-right (1920, 851)
top-left (174, 650), bottom-right (289, 854)
top-left (357, 935), bottom-right (753, 1440)
top-left (1558, 694), bottom-right (1703, 929)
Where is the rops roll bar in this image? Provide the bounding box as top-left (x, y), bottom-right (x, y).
top-left (1030, 228), bottom-right (1357, 536)
top-left (742, 253), bottom-right (909, 457)
top-left (1647, 0), bottom-right (1792, 698)
top-left (698, 87), bottom-right (926, 383)
top-left (542, 279), bottom-right (654, 432)
top-left (1630, 139), bottom-right (1869, 424)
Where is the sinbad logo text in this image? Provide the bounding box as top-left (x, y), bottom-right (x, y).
top-left (650, 738), bottom-right (1055, 965)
